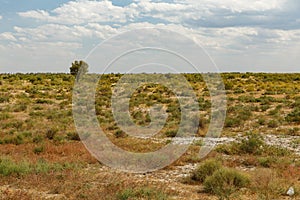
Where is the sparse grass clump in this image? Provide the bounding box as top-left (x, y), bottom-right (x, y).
top-left (0, 112), bottom-right (12, 120)
top-left (267, 119), bottom-right (280, 128)
top-left (0, 156), bottom-right (78, 176)
top-left (33, 135), bottom-right (44, 143)
top-left (33, 145), bottom-right (45, 154)
top-left (0, 157), bottom-right (31, 176)
top-left (66, 132), bottom-right (81, 141)
top-left (250, 168), bottom-right (292, 200)
top-left (3, 134), bottom-right (24, 145)
top-left (46, 128), bottom-right (58, 140)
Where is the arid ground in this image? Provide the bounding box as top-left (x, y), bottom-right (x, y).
top-left (0, 73), bottom-right (299, 199)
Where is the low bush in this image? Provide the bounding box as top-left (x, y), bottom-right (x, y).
top-left (165, 130), bottom-right (177, 137)
top-left (288, 128), bottom-right (300, 136)
top-left (13, 103), bottom-right (27, 112)
top-left (46, 128), bottom-right (58, 140)
top-left (114, 130), bottom-right (126, 138)
top-left (33, 135), bottom-right (44, 143)
top-left (217, 132), bottom-right (264, 155)
top-left (224, 117), bottom-right (242, 128)
top-left (217, 133), bottom-right (292, 157)
top-left (0, 95), bottom-right (10, 103)
top-left (263, 145), bottom-right (292, 157)
top-left (66, 132), bottom-right (81, 141)
top-left (190, 159), bottom-right (222, 183)
top-left (239, 133), bottom-right (264, 155)
top-left (286, 108), bottom-right (300, 123)
top-left (251, 168), bottom-right (283, 200)
top-left (0, 157), bottom-right (31, 176)
top-left (267, 119), bottom-right (280, 128)
top-left (203, 168), bottom-right (250, 200)
top-left (116, 187), bottom-right (168, 200)
top-left (3, 134), bottom-right (24, 145)
top-left (0, 112), bottom-right (11, 121)
top-left (33, 146), bottom-right (45, 154)
top-left (0, 156), bottom-right (78, 176)
top-left (258, 157), bottom-right (276, 168)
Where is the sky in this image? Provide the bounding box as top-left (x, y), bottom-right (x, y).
top-left (0, 0), bottom-right (300, 73)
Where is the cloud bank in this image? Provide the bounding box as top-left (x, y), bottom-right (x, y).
top-left (0, 0), bottom-right (299, 72)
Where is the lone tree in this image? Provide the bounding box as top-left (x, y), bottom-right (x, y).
top-left (70, 60), bottom-right (89, 76)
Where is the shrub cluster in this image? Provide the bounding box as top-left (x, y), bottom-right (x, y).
top-left (189, 159), bottom-right (249, 200)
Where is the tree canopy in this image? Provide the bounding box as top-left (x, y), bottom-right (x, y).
top-left (70, 60), bottom-right (89, 76)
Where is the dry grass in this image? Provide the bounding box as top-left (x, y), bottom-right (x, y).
top-left (0, 73), bottom-right (300, 199)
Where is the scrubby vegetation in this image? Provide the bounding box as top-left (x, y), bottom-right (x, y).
top-left (0, 73), bottom-right (300, 199)
top-left (203, 168), bottom-right (250, 200)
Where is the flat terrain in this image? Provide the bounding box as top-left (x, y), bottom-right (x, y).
top-left (0, 73), bottom-right (299, 199)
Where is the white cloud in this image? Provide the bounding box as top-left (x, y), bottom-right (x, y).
top-left (14, 24), bottom-right (88, 42)
top-left (174, 0), bottom-right (285, 12)
top-left (0, 40), bottom-right (81, 72)
top-left (0, 32), bottom-right (17, 41)
top-left (19, 0), bottom-right (139, 25)
top-left (1, 0), bottom-right (299, 72)
top-left (85, 23), bottom-right (118, 39)
top-left (17, 0), bottom-right (293, 29)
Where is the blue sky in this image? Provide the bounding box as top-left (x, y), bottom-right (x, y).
top-left (0, 0), bottom-right (300, 73)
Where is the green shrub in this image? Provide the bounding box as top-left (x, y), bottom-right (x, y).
top-left (217, 133), bottom-right (292, 157)
top-left (53, 135), bottom-right (65, 143)
top-left (3, 134), bottom-right (24, 145)
top-left (0, 156), bottom-right (78, 176)
top-left (0, 112), bottom-right (11, 121)
top-left (267, 119), bottom-right (280, 128)
top-left (116, 187), bottom-right (168, 200)
top-left (165, 130), bottom-right (177, 137)
top-left (33, 135), bottom-right (44, 143)
top-left (239, 132), bottom-right (264, 155)
top-left (237, 109), bottom-right (252, 121)
top-left (3, 120), bottom-right (24, 130)
top-left (34, 159), bottom-right (52, 174)
top-left (66, 132), bottom-right (81, 141)
top-left (0, 95), bottom-right (10, 103)
top-left (190, 159), bottom-right (222, 182)
top-left (258, 157), bottom-right (276, 168)
top-left (46, 128), bottom-right (58, 140)
top-left (233, 88), bottom-right (245, 94)
top-left (257, 118), bottom-right (266, 125)
top-left (114, 130), bottom-right (126, 138)
top-left (35, 99), bottom-right (53, 104)
top-left (286, 108), bottom-right (300, 123)
top-left (217, 132), bottom-right (264, 155)
top-left (260, 105), bottom-right (270, 112)
top-left (13, 103), bottom-right (27, 112)
top-left (33, 146), bottom-right (45, 154)
top-left (238, 95), bottom-right (257, 103)
top-left (288, 127), bottom-right (300, 136)
top-left (0, 157), bottom-right (31, 176)
top-left (203, 168), bottom-right (250, 200)
top-left (225, 117), bottom-right (242, 128)
top-left (268, 106), bottom-right (281, 116)
top-left (21, 131), bottom-right (32, 138)
top-left (263, 145), bottom-right (292, 157)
